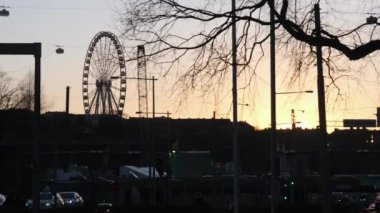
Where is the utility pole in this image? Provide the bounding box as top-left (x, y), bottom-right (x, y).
top-left (231, 0), bottom-right (239, 213)
top-left (128, 76), bottom-right (157, 204)
top-left (151, 75), bottom-right (157, 205)
top-left (269, 0), bottom-right (278, 212)
top-left (152, 76), bottom-right (156, 118)
top-left (66, 86), bottom-right (70, 115)
top-left (33, 43), bottom-right (41, 213)
top-left (314, 4), bottom-right (332, 213)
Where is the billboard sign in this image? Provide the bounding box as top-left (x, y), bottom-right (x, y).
top-left (343, 119), bottom-right (376, 128)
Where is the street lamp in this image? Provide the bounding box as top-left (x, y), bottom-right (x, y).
top-left (237, 103), bottom-right (249, 121)
top-left (276, 90), bottom-right (313, 95)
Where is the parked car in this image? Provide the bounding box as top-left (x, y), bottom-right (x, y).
top-left (25, 192), bottom-right (64, 209)
top-left (95, 202), bottom-right (113, 213)
top-left (0, 193), bottom-right (6, 206)
top-left (58, 191), bottom-right (83, 207)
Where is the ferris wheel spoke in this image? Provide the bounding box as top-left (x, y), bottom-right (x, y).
top-left (107, 90), bottom-right (114, 114)
top-left (90, 53), bottom-right (101, 70)
top-left (91, 61), bottom-right (103, 79)
top-left (106, 65), bottom-right (118, 80)
top-left (110, 89), bottom-right (119, 109)
top-left (108, 60), bottom-right (121, 78)
top-left (88, 51), bottom-right (101, 78)
top-left (105, 58), bottom-right (116, 79)
top-left (98, 38), bottom-right (106, 76)
top-left (98, 89), bottom-right (105, 114)
top-left (101, 37), bottom-right (109, 77)
top-left (89, 63), bottom-right (101, 80)
top-left (109, 90), bottom-right (119, 114)
top-left (88, 90), bottom-right (99, 113)
top-left (104, 40), bottom-right (114, 77)
top-left (102, 50), bottom-right (113, 78)
top-left (94, 43), bottom-right (105, 78)
top-left (103, 59), bottom-right (115, 79)
top-left (88, 88), bottom-right (97, 97)
top-left (111, 85), bottom-right (120, 90)
top-left (95, 90), bottom-right (102, 114)
top-left (107, 89), bottom-right (118, 114)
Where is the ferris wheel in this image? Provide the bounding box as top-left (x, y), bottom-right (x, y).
top-left (82, 31), bottom-right (127, 116)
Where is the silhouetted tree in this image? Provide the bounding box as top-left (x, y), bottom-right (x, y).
top-left (119, 0), bottom-right (380, 101)
top-left (0, 72), bottom-right (19, 110)
top-left (0, 71), bottom-right (52, 111)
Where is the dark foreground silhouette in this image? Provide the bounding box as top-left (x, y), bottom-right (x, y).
top-left (0, 204), bottom-right (361, 213)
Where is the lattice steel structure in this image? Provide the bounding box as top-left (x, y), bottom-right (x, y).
top-left (137, 45), bottom-right (148, 117)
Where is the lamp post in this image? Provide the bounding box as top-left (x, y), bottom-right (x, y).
top-left (314, 4), bottom-right (332, 213)
top-left (231, 0), bottom-right (239, 212)
top-left (269, 1), bottom-right (277, 212)
top-left (272, 90), bottom-right (313, 212)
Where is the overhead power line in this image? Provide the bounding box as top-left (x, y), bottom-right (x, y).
top-left (10, 6), bottom-right (112, 11)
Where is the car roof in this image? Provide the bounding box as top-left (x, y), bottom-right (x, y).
top-left (40, 192), bottom-right (53, 195)
top-left (59, 191), bottom-right (77, 194)
top-left (97, 203), bottom-right (112, 206)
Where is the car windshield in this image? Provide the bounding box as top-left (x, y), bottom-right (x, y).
top-left (60, 193), bottom-right (74, 199)
top-left (40, 193), bottom-right (53, 200)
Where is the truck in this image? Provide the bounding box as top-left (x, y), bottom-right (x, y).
top-left (171, 151), bottom-right (212, 178)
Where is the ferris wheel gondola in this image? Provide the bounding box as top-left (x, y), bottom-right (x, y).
top-left (82, 31), bottom-right (127, 116)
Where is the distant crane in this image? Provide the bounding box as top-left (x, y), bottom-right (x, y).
top-left (137, 45), bottom-right (148, 117)
top-left (291, 109), bottom-right (304, 129)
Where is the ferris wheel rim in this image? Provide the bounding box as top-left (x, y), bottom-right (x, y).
top-left (82, 31), bottom-right (127, 116)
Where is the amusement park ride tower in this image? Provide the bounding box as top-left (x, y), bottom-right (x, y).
top-left (137, 45), bottom-right (148, 118)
